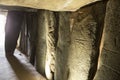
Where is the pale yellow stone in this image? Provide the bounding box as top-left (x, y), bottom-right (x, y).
top-left (0, 0), bottom-right (100, 11)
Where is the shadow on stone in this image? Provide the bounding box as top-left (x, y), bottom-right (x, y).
top-left (6, 54), bottom-right (46, 80)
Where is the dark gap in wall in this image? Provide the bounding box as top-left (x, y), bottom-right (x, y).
top-left (26, 12), bottom-right (38, 66)
top-left (54, 12), bottom-right (59, 50)
top-left (88, 1), bottom-right (108, 80)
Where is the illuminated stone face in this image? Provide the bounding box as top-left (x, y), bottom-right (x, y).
top-left (0, 0), bottom-right (100, 11)
top-left (0, 12), bottom-right (7, 47)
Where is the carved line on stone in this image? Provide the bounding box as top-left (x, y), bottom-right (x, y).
top-left (103, 47), bottom-right (120, 55)
top-left (101, 63), bottom-right (120, 75)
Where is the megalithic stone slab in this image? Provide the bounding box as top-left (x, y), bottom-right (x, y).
top-left (94, 0), bottom-right (120, 80)
top-left (0, 0), bottom-right (100, 11)
top-left (68, 8), bottom-right (98, 80)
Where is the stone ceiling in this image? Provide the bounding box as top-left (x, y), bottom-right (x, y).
top-left (0, 0), bottom-right (100, 11)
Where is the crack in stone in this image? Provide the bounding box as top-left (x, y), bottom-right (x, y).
top-left (103, 47), bottom-right (120, 55)
top-left (102, 63), bottom-right (120, 75)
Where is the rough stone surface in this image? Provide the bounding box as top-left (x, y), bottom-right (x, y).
top-left (65, 2), bottom-right (106, 80)
top-left (17, 12), bottom-right (38, 65)
top-left (68, 7), bottom-right (98, 80)
top-left (19, 14), bottom-right (28, 55)
top-left (15, 10), bottom-right (56, 79)
top-left (44, 11), bottom-right (56, 80)
top-left (36, 10), bottom-right (48, 76)
top-left (7, 1), bottom-right (119, 80)
top-left (26, 12), bottom-right (38, 65)
top-left (55, 12), bottom-right (71, 80)
top-left (0, 49), bottom-right (46, 80)
top-left (0, 0), bottom-right (100, 11)
top-left (43, 2), bottom-right (107, 80)
top-left (94, 0), bottom-right (120, 80)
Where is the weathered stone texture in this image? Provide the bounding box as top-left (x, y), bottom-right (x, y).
top-left (36, 10), bottom-right (48, 76)
top-left (45, 11), bottom-right (56, 80)
top-left (13, 1), bottom-right (111, 80)
top-left (55, 12), bottom-right (71, 80)
top-left (68, 7), bottom-right (97, 80)
top-left (94, 0), bottom-right (120, 80)
top-left (36, 10), bottom-right (56, 79)
top-left (26, 12), bottom-right (38, 65)
top-left (66, 1), bottom-right (107, 80)
top-left (19, 16), bottom-right (27, 55)
top-left (0, 0), bottom-right (100, 11)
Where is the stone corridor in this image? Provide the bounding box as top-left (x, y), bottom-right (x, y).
top-left (0, 49), bottom-right (46, 80)
top-left (0, 0), bottom-right (120, 80)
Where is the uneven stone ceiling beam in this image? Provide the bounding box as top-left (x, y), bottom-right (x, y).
top-left (0, 0), bottom-right (100, 11)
